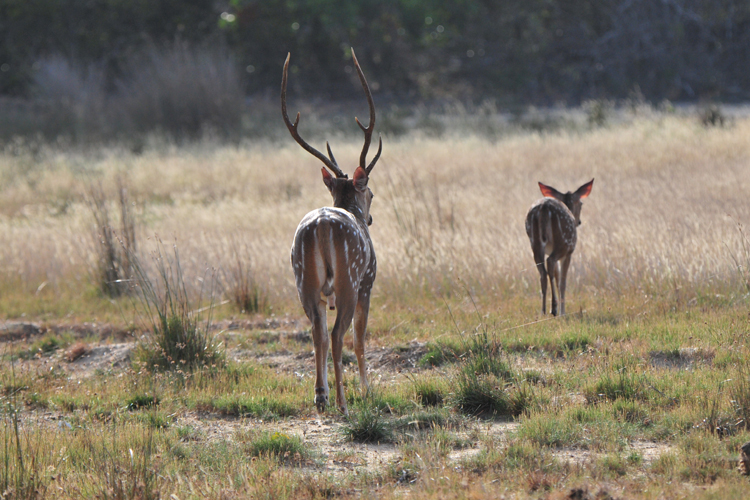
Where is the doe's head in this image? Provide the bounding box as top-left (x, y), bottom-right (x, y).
top-left (539, 179), bottom-right (594, 226)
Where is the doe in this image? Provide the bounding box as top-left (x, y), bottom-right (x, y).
top-left (525, 179), bottom-right (594, 316)
top-left (283, 49), bottom-right (381, 415)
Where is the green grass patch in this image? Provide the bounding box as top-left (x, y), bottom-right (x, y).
top-left (394, 409), bottom-right (456, 431)
top-left (418, 339), bottom-right (464, 367)
top-left (341, 401), bottom-right (393, 444)
top-left (131, 242), bottom-right (225, 372)
top-left (126, 394), bottom-right (159, 411)
top-left (411, 376), bottom-right (446, 407)
top-left (583, 365), bottom-right (648, 403)
top-left (244, 431), bottom-right (310, 462)
top-left (200, 394), bottom-right (298, 419)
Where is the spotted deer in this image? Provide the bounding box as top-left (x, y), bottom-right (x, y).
top-left (525, 179), bottom-right (594, 316)
top-left (283, 50), bottom-right (382, 415)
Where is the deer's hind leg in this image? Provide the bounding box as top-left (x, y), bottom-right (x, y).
top-left (558, 253), bottom-right (572, 316)
top-left (547, 251), bottom-right (562, 317)
top-left (302, 296), bottom-right (330, 412)
top-left (352, 291), bottom-right (372, 395)
top-left (330, 285), bottom-right (357, 415)
top-left (533, 247), bottom-right (548, 315)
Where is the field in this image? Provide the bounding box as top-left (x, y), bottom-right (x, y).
top-left (1, 106), bottom-right (750, 499)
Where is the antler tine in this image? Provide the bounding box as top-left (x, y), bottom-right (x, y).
top-left (325, 141), bottom-right (339, 166)
top-left (351, 48), bottom-right (380, 174)
top-left (281, 53), bottom-right (347, 178)
top-left (366, 135), bottom-right (382, 174)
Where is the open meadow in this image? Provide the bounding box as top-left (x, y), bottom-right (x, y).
top-left (2, 107), bottom-right (750, 499)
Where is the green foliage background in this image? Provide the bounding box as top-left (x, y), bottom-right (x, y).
top-left (1, 0), bottom-right (749, 102)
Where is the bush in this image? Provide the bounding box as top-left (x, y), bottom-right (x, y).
top-left (31, 56), bottom-right (109, 141)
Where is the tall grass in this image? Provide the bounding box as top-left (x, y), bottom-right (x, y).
top-left (0, 110), bottom-right (747, 314)
top-left (132, 240), bottom-right (224, 371)
top-left (86, 176), bottom-right (137, 298)
top-left (221, 239), bottom-right (268, 314)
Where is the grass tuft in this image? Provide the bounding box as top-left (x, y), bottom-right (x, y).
top-left (126, 394), bottom-right (158, 411)
top-left (341, 399), bottom-right (393, 444)
top-left (245, 431), bottom-right (309, 462)
top-left (412, 376), bottom-right (445, 407)
top-left (132, 240), bottom-right (224, 371)
top-left (584, 365), bottom-right (645, 403)
top-left (203, 395), bottom-right (298, 420)
top-left (448, 326), bottom-right (530, 417)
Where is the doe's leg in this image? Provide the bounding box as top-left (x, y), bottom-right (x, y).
top-left (547, 253), bottom-right (561, 316)
top-left (533, 248), bottom-right (548, 315)
top-left (559, 254), bottom-right (572, 316)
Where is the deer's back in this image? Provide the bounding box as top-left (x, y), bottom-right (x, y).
top-left (525, 198), bottom-right (577, 256)
top-left (291, 207), bottom-right (374, 297)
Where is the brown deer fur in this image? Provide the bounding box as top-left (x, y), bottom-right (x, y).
top-left (525, 179), bottom-right (594, 316)
top-left (283, 50), bottom-right (381, 414)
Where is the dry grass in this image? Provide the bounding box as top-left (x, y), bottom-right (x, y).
top-left (0, 111), bottom-right (747, 319)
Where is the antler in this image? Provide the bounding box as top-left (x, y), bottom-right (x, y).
top-left (281, 53), bottom-right (347, 178)
top-left (351, 49), bottom-right (382, 175)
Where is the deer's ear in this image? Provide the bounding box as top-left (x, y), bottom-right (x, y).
top-left (575, 179), bottom-right (594, 199)
top-left (321, 168), bottom-right (335, 191)
top-left (352, 166), bottom-right (369, 192)
top-left (539, 182), bottom-right (563, 200)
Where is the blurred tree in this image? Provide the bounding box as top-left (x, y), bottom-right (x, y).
top-left (0, 0), bottom-right (220, 95)
top-left (0, 0), bottom-right (749, 101)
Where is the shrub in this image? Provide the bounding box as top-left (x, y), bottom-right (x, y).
top-left (699, 103), bottom-right (726, 127)
top-left (31, 55), bottom-right (109, 141)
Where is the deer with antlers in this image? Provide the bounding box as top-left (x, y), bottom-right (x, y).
top-left (283, 50), bottom-right (382, 415)
top-left (525, 180), bottom-right (594, 316)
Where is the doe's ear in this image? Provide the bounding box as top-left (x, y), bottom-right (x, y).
top-left (321, 168), bottom-right (335, 191)
top-left (574, 178), bottom-right (594, 199)
top-left (352, 166), bottom-right (369, 192)
top-left (539, 182), bottom-right (563, 200)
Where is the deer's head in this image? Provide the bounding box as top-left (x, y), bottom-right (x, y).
top-left (321, 166), bottom-right (374, 226)
top-left (282, 49), bottom-right (381, 226)
top-left (539, 179), bottom-right (594, 226)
